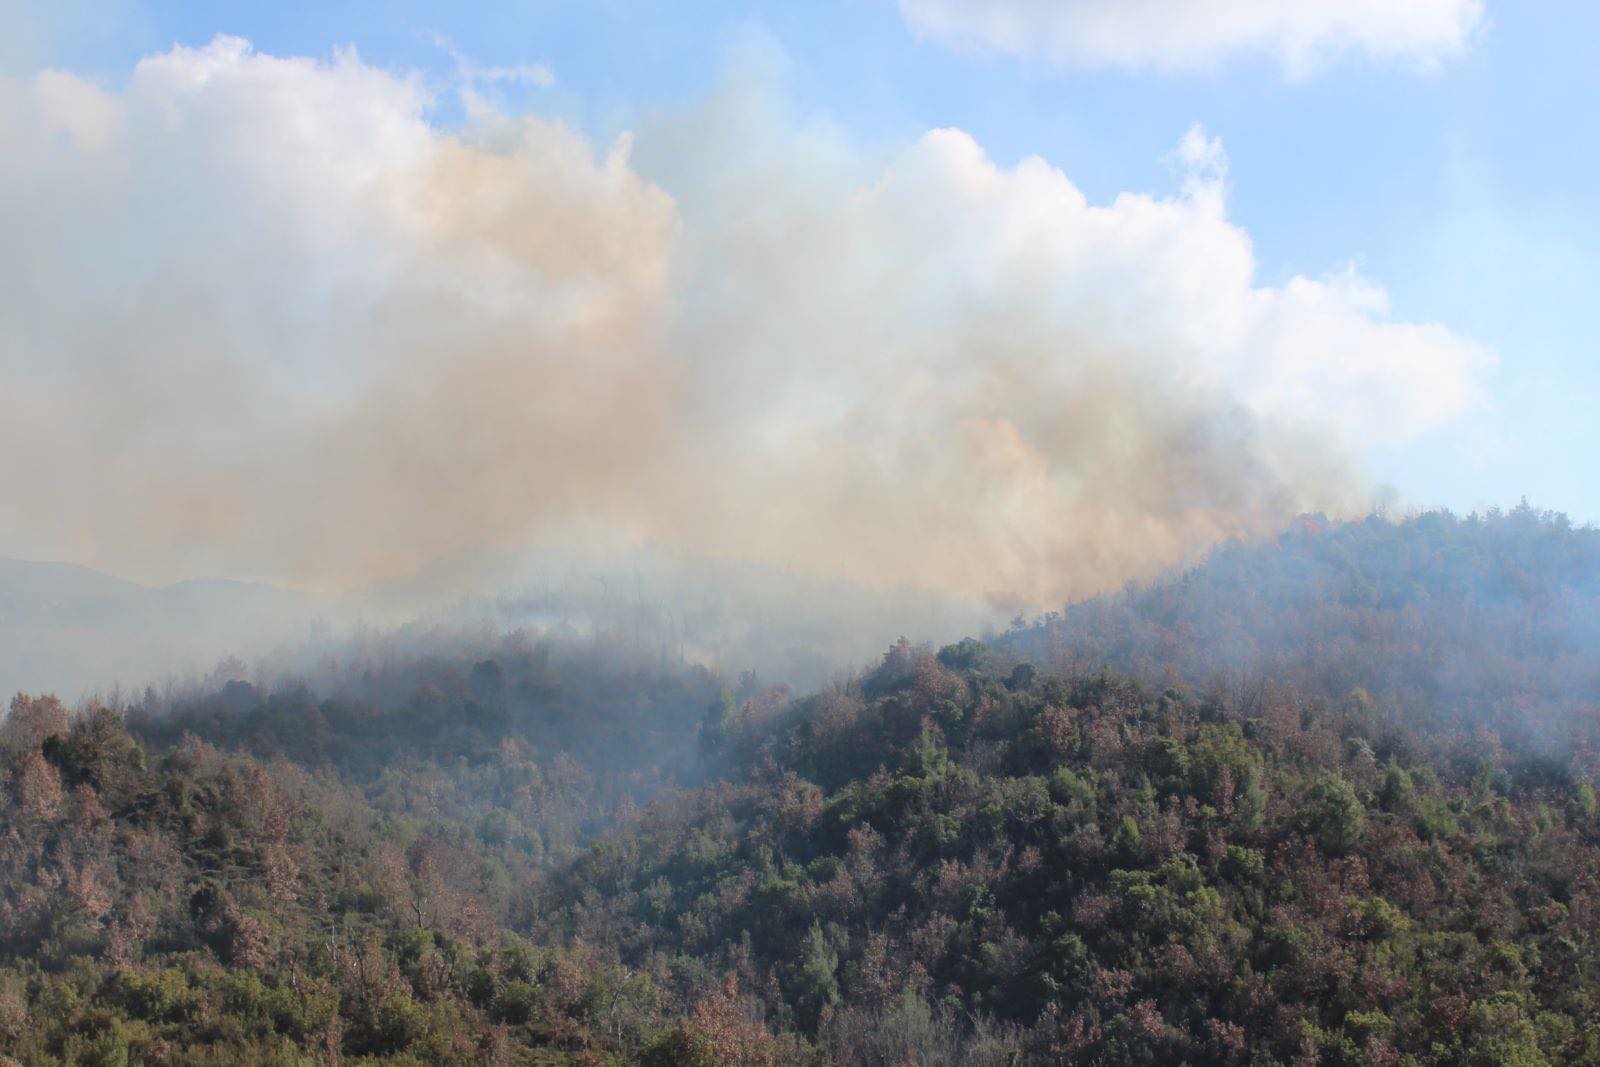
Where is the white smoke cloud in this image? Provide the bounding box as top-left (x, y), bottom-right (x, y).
top-left (637, 111), bottom-right (1490, 604)
top-left (897, 0), bottom-right (1487, 76)
top-left (1, 37), bottom-right (679, 588)
top-left (0, 37), bottom-right (1492, 610)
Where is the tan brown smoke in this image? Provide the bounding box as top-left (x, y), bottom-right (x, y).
top-left (0, 39), bottom-right (1488, 614)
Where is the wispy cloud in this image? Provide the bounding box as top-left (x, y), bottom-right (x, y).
top-left (898, 0), bottom-right (1487, 77)
top-left (425, 31), bottom-right (555, 88)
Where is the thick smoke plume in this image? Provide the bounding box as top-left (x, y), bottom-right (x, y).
top-left (0, 38), bottom-right (1492, 612)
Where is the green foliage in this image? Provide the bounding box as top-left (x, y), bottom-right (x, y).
top-left (936, 638), bottom-right (987, 671)
top-left (1219, 845), bottom-right (1264, 884)
top-left (1301, 774), bottom-right (1367, 854)
top-left (700, 685), bottom-right (737, 758)
top-left (1110, 814), bottom-right (1143, 865)
top-left (1576, 782), bottom-right (1599, 825)
top-left (1348, 896), bottom-right (1409, 940)
top-left (641, 1024), bottom-right (722, 1067)
top-left (794, 922), bottom-right (841, 1026)
top-left (493, 980), bottom-right (539, 1025)
top-left (902, 721), bottom-right (951, 780)
top-left (368, 993), bottom-right (428, 1054)
top-left (112, 968), bottom-right (193, 1024)
top-left (1047, 765), bottom-right (1094, 807)
top-left (1380, 761), bottom-right (1416, 812)
top-left (4, 511), bottom-right (1600, 1063)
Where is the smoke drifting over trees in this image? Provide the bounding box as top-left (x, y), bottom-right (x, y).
top-left (9, 8), bottom-right (1600, 1064)
top-left (0, 37), bottom-right (1490, 611)
top-left (2, 509), bottom-right (1600, 1062)
top-left (1005, 505), bottom-right (1600, 753)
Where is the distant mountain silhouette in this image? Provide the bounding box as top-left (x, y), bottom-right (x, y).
top-left (0, 557), bottom-right (317, 699)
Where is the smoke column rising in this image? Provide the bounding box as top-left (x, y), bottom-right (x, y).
top-left (0, 37), bottom-right (1493, 611)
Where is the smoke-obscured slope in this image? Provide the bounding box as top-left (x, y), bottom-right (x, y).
top-left (9, 509), bottom-right (1598, 1063)
top-left (0, 547), bottom-right (990, 700)
top-left (0, 37), bottom-right (1490, 614)
top-left (1002, 504), bottom-right (1600, 749)
top-left (0, 557), bottom-right (322, 701)
top-left (407, 549), bottom-right (992, 693)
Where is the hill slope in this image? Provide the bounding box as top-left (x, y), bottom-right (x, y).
top-left (1, 510), bottom-right (1599, 1063)
top-left (1003, 505), bottom-right (1600, 754)
top-left (535, 637), bottom-right (1600, 1063)
top-left (0, 558), bottom-right (316, 700)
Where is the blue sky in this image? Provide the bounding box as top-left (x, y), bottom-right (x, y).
top-left (3, 1), bottom-right (1597, 598)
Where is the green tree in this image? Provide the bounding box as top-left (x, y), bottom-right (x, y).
top-left (794, 922), bottom-right (840, 1027)
top-left (1302, 775), bottom-right (1366, 855)
top-left (699, 685), bottom-right (737, 757)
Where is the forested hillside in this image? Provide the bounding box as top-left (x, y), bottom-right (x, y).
top-left (2, 511), bottom-right (1599, 1064)
top-left (545, 645), bottom-right (1600, 1064)
top-left (1004, 505), bottom-right (1600, 756)
top-left (0, 635), bottom-right (736, 1064)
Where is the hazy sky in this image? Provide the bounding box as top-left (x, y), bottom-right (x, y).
top-left (3, 0), bottom-right (1596, 603)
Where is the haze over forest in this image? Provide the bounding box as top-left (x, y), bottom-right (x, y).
top-left (0, 19), bottom-right (1499, 696)
top-left (4, 1), bottom-right (1600, 1064)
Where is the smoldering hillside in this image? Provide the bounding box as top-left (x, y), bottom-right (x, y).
top-left (0, 37), bottom-right (1490, 642)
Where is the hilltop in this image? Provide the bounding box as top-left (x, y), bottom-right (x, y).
top-left (1004, 505), bottom-right (1600, 758)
